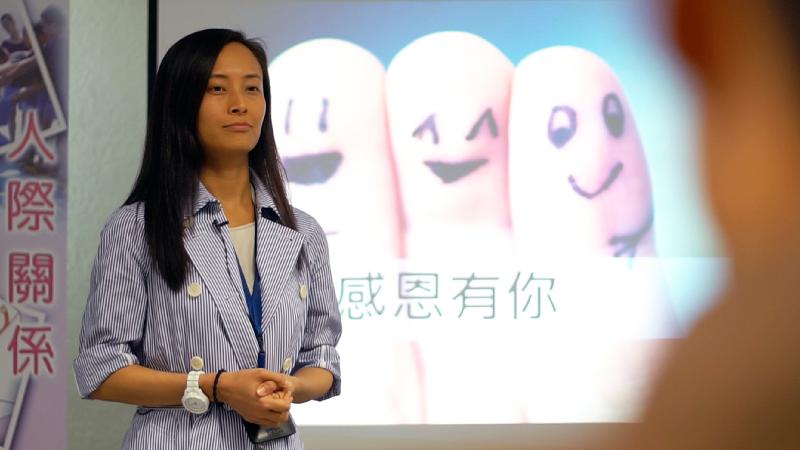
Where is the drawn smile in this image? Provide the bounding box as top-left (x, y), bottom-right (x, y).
top-left (282, 151), bottom-right (343, 185)
top-left (568, 162), bottom-right (623, 199)
top-left (424, 158), bottom-right (488, 184)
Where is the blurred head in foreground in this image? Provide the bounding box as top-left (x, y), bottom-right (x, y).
top-left (611, 1), bottom-right (800, 449)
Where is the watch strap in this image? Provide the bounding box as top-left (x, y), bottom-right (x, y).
top-left (186, 370), bottom-right (202, 389)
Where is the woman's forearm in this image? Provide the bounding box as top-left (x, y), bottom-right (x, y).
top-left (91, 364), bottom-right (332, 406)
top-left (89, 365), bottom-right (215, 407)
top-left (292, 367), bottom-right (333, 403)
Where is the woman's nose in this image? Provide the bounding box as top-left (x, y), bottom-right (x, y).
top-left (229, 92), bottom-right (247, 115)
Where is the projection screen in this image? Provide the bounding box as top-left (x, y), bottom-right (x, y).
top-left (156, 1), bottom-right (727, 448)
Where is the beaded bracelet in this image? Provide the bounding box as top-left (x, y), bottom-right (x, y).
top-left (212, 369), bottom-right (226, 406)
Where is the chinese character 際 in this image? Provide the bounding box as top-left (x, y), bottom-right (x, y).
top-left (7, 179), bottom-right (56, 233)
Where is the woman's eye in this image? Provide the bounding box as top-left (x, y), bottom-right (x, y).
top-left (208, 85), bottom-right (224, 93)
top-left (247, 86), bottom-right (261, 93)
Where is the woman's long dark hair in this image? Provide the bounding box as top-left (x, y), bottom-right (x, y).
top-left (126, 29), bottom-right (297, 291)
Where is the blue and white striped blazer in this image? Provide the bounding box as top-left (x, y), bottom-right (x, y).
top-left (74, 176), bottom-right (342, 449)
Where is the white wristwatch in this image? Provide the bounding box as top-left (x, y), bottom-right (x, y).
top-left (181, 370), bottom-right (209, 414)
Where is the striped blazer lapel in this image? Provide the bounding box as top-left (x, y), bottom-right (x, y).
top-left (256, 212), bottom-right (304, 332)
top-left (185, 223), bottom-right (259, 370)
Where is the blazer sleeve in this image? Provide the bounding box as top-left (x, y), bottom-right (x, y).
top-left (295, 217), bottom-right (342, 401)
top-left (73, 206), bottom-right (149, 399)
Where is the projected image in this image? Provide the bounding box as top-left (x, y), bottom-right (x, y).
top-left (275, 34), bottom-right (678, 425)
top-left (509, 46), bottom-right (657, 259)
top-left (386, 31), bottom-right (513, 259)
top-left (508, 44), bottom-right (677, 336)
top-left (270, 38), bottom-right (403, 260)
top-left (159, 0), bottom-right (726, 428)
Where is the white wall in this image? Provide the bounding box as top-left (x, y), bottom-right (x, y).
top-left (68, 0), bottom-right (148, 448)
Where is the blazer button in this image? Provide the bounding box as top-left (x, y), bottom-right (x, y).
top-left (282, 357), bottom-right (293, 373)
top-left (187, 282), bottom-right (202, 298)
top-left (299, 284), bottom-right (308, 300)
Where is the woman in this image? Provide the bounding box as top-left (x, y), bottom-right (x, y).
top-left (74, 29), bottom-right (341, 449)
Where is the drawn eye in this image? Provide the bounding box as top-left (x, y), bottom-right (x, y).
top-left (602, 93), bottom-right (624, 138)
top-left (319, 98), bottom-right (329, 133)
top-left (412, 114), bottom-right (439, 145)
top-left (547, 106), bottom-right (577, 149)
top-left (284, 98), bottom-right (329, 135)
top-left (284, 99), bottom-right (293, 134)
top-left (465, 108), bottom-right (498, 141)
top-left (283, 151), bottom-right (343, 185)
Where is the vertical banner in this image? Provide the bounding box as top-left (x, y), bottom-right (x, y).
top-left (0, 0), bottom-right (67, 449)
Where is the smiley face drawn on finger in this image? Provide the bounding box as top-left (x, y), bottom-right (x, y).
top-left (270, 39), bottom-right (402, 259)
top-left (414, 109), bottom-right (496, 184)
top-left (549, 93), bottom-right (627, 200)
top-left (281, 98), bottom-right (343, 186)
top-left (386, 32), bottom-right (514, 258)
top-left (509, 46), bottom-right (656, 257)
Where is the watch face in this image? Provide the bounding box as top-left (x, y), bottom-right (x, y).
top-left (183, 393), bottom-right (208, 414)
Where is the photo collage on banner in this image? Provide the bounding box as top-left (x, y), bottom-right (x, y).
top-left (0, 0), bottom-right (67, 449)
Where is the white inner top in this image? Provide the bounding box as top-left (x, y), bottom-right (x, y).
top-left (230, 222), bottom-right (256, 292)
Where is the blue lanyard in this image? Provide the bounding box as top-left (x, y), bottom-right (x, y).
top-left (236, 221), bottom-right (265, 368)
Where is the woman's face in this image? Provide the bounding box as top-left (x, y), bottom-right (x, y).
top-left (197, 42), bottom-right (266, 162)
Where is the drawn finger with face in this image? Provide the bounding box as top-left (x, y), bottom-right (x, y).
top-left (509, 46), bottom-right (656, 259)
top-left (509, 46), bottom-right (677, 339)
top-left (509, 49), bottom-right (678, 425)
top-left (270, 39), bottom-right (402, 260)
top-left (270, 39), bottom-right (419, 423)
top-left (386, 31), bottom-right (513, 260)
